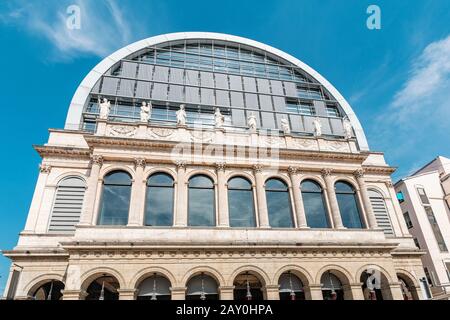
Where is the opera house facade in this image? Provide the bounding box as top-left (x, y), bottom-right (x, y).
top-left (2, 32), bottom-right (426, 300)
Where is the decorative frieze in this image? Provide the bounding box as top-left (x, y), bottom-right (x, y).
top-left (39, 164), bottom-right (52, 173)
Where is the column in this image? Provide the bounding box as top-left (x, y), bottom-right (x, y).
top-left (118, 289), bottom-right (137, 300)
top-left (305, 284), bottom-right (323, 300)
top-left (253, 165), bottom-right (270, 228)
top-left (23, 164), bottom-right (52, 232)
top-left (128, 158), bottom-right (146, 226)
top-left (321, 168), bottom-right (344, 229)
top-left (171, 287), bottom-right (186, 300)
top-left (288, 166), bottom-right (308, 228)
top-left (62, 290), bottom-right (87, 300)
top-left (388, 282), bottom-right (405, 300)
top-left (347, 283), bottom-right (365, 300)
top-left (216, 162), bottom-right (229, 227)
top-left (174, 161), bottom-right (188, 227)
top-left (219, 286), bottom-right (235, 300)
top-left (79, 155), bottom-right (103, 226)
top-left (354, 169), bottom-right (378, 229)
top-left (264, 285), bottom-right (280, 300)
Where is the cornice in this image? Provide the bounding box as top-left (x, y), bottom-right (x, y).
top-left (34, 145), bottom-right (91, 159)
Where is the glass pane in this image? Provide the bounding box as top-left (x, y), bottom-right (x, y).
top-left (104, 171), bottom-right (132, 185)
top-left (228, 177), bottom-right (252, 190)
top-left (189, 175), bottom-right (214, 188)
top-left (145, 186), bottom-right (174, 226)
top-left (189, 188), bottom-right (215, 226)
top-left (148, 173), bottom-right (174, 187)
top-left (335, 181), bottom-right (354, 193)
top-left (301, 180), bottom-right (322, 192)
top-left (336, 193), bottom-right (363, 228)
top-left (302, 192), bottom-right (330, 228)
top-left (266, 191), bottom-right (293, 228)
top-left (98, 184), bottom-right (130, 225)
top-left (228, 189), bottom-right (255, 227)
top-left (266, 178), bottom-right (288, 191)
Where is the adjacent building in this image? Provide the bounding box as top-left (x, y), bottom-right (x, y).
top-left (2, 32), bottom-right (426, 300)
top-left (395, 156), bottom-right (450, 298)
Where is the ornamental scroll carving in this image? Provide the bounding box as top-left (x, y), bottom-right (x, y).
top-left (108, 125), bottom-right (137, 138)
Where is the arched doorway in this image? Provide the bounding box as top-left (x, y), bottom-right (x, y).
top-left (233, 272), bottom-right (264, 300)
top-left (278, 272), bottom-right (305, 300)
top-left (186, 273), bottom-right (219, 300)
top-left (360, 270), bottom-right (393, 300)
top-left (397, 274), bottom-right (420, 300)
top-left (320, 271), bottom-right (345, 300)
top-left (31, 280), bottom-right (65, 300)
top-left (85, 274), bottom-right (120, 300)
top-left (137, 274), bottom-right (171, 300)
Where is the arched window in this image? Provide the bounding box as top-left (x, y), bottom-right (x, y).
top-left (265, 178), bottom-right (294, 228)
top-left (85, 275), bottom-right (119, 300)
top-left (145, 173), bottom-right (174, 226)
top-left (228, 177), bottom-right (255, 227)
top-left (335, 181), bottom-right (364, 229)
top-left (321, 272), bottom-right (344, 300)
top-left (98, 171), bottom-right (132, 225)
top-left (137, 274), bottom-right (171, 300)
top-left (301, 180), bottom-right (330, 228)
top-left (31, 280), bottom-right (65, 300)
top-left (186, 274), bottom-right (219, 300)
top-left (368, 189), bottom-right (394, 236)
top-left (233, 272), bottom-right (264, 300)
top-left (188, 175), bottom-right (215, 226)
top-left (48, 176), bottom-right (86, 234)
top-left (278, 272), bottom-right (305, 300)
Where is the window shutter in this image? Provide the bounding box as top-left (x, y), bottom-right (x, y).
top-left (48, 177), bottom-right (86, 234)
top-left (368, 190), bottom-right (394, 236)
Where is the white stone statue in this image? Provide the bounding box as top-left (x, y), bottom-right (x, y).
top-left (281, 118), bottom-right (291, 134)
top-left (313, 118), bottom-right (322, 137)
top-left (99, 98), bottom-right (110, 120)
top-left (176, 104), bottom-right (187, 126)
top-left (214, 108), bottom-right (225, 128)
top-left (343, 117), bottom-right (353, 139)
top-left (247, 112), bottom-right (257, 133)
top-left (140, 101), bottom-right (151, 122)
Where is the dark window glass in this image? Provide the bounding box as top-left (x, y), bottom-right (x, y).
top-left (417, 187), bottom-right (430, 205)
top-left (301, 180), bottom-right (330, 228)
top-left (425, 206), bottom-right (448, 252)
top-left (188, 175), bottom-right (215, 226)
top-left (265, 178), bottom-right (294, 228)
top-left (403, 212), bottom-right (413, 229)
top-left (228, 177), bottom-right (255, 227)
top-left (335, 181), bottom-right (364, 229)
top-left (145, 173), bottom-right (174, 226)
top-left (98, 171), bottom-right (131, 225)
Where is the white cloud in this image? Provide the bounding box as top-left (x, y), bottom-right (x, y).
top-left (390, 34), bottom-right (450, 122)
top-left (0, 0), bottom-right (140, 59)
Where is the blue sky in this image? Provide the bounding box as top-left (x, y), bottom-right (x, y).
top-left (0, 0), bottom-right (449, 295)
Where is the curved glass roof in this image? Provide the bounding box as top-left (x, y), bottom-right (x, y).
top-left (65, 32), bottom-right (368, 150)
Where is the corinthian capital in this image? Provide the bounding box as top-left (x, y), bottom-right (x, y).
top-left (91, 155), bottom-right (104, 166)
top-left (39, 164), bottom-right (51, 174)
top-left (321, 168), bottom-right (333, 177)
top-left (175, 160), bottom-right (187, 169)
top-left (252, 164), bottom-right (263, 173)
top-left (215, 162), bottom-right (226, 172)
top-left (287, 166), bottom-right (298, 175)
top-left (134, 158), bottom-right (146, 168)
top-left (354, 168), bottom-right (365, 179)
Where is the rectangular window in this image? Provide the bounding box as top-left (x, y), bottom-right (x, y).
top-left (417, 187), bottom-right (430, 205)
top-left (424, 267), bottom-right (433, 286)
top-left (286, 99), bottom-right (315, 116)
top-left (413, 238), bottom-right (421, 249)
top-left (425, 206), bottom-right (448, 252)
top-left (326, 105), bottom-right (340, 117)
top-left (397, 191), bottom-right (405, 203)
top-left (296, 85), bottom-right (323, 100)
top-left (403, 212), bottom-right (413, 229)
